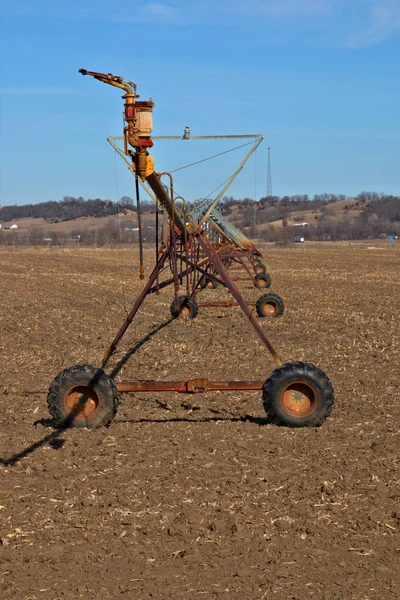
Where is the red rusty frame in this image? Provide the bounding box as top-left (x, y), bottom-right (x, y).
top-left (79, 68), bottom-right (284, 394)
top-left (101, 230), bottom-right (283, 395)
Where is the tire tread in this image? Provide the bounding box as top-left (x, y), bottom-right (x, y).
top-left (263, 362), bottom-right (334, 427)
top-left (47, 364), bottom-right (119, 429)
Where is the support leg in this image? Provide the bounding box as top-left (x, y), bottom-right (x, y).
top-left (197, 234), bottom-right (283, 367)
top-left (101, 246), bottom-right (170, 368)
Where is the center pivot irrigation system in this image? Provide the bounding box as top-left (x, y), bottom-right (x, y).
top-left (47, 69), bottom-right (334, 429)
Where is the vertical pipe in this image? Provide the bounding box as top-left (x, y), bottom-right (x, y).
top-left (155, 199), bottom-right (160, 294)
top-left (135, 173), bottom-right (144, 280)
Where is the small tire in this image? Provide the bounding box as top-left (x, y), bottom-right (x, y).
top-left (199, 275), bottom-right (217, 290)
top-left (254, 262), bottom-right (267, 274)
top-left (170, 295), bottom-right (199, 319)
top-left (256, 293), bottom-right (284, 318)
top-left (263, 362), bottom-right (334, 427)
top-left (254, 272), bottom-right (272, 289)
top-left (47, 364), bottom-right (119, 429)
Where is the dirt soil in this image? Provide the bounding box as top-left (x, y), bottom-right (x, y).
top-left (0, 244), bottom-right (399, 599)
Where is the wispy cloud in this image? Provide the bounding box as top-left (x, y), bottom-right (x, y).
top-left (257, 0), bottom-right (335, 17)
top-left (0, 87), bottom-right (83, 95)
top-left (345, 0), bottom-right (400, 47)
top-left (2, 0), bottom-right (400, 46)
top-left (220, 0), bottom-right (342, 17)
top-left (0, 1), bottom-right (187, 25)
top-left (233, 0), bottom-right (400, 46)
top-left (143, 2), bottom-right (183, 21)
top-left (112, 2), bottom-right (187, 25)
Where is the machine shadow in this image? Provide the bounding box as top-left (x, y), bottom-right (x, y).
top-left (117, 414), bottom-right (272, 426)
top-left (1, 412), bottom-right (72, 467)
top-left (0, 369), bottom-right (104, 467)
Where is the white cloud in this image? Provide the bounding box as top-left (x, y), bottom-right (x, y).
top-left (346, 0), bottom-right (400, 47)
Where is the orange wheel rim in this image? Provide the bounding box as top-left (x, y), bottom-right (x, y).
top-left (258, 278), bottom-right (267, 287)
top-left (264, 301), bottom-right (277, 315)
top-left (64, 385), bottom-right (100, 420)
top-left (206, 279), bottom-right (214, 287)
top-left (280, 382), bottom-right (316, 417)
top-left (179, 304), bottom-right (191, 317)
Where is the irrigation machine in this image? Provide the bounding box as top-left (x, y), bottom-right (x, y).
top-left (47, 69), bottom-right (334, 429)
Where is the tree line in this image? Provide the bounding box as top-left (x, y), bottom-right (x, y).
top-left (0, 191), bottom-right (398, 245)
top-left (0, 196), bottom-right (155, 223)
top-left (221, 191), bottom-right (400, 242)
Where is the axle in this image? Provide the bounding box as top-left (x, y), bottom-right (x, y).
top-left (115, 379), bottom-right (265, 393)
top-left (197, 300), bottom-right (256, 307)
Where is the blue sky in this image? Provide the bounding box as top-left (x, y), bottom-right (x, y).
top-left (0, 0), bottom-right (399, 206)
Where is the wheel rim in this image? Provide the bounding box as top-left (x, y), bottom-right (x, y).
top-left (257, 277), bottom-right (267, 288)
top-left (255, 265), bottom-right (266, 274)
top-left (206, 279), bottom-right (214, 288)
top-left (64, 385), bottom-right (100, 419)
top-left (280, 381), bottom-right (316, 417)
top-left (179, 303), bottom-right (191, 317)
top-left (263, 301), bottom-right (277, 315)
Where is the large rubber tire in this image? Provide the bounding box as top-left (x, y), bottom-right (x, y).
top-left (170, 295), bottom-right (199, 319)
top-left (48, 364), bottom-right (119, 429)
top-left (263, 362), bottom-right (334, 427)
top-left (254, 262), bottom-right (267, 274)
top-left (256, 293), bottom-right (284, 318)
top-left (254, 272), bottom-right (272, 289)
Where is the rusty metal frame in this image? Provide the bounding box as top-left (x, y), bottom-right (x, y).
top-left (79, 69), bottom-right (284, 396)
top-left (100, 232), bottom-right (283, 376)
top-left (108, 135), bottom-right (267, 292)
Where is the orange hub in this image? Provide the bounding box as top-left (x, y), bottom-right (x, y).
top-left (263, 301), bottom-right (277, 315)
top-left (64, 385), bottom-right (100, 420)
top-left (179, 304), bottom-right (191, 317)
top-left (280, 382), bottom-right (316, 417)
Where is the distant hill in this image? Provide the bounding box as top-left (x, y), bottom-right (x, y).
top-left (0, 196), bottom-right (145, 223)
top-left (1, 191), bottom-right (399, 244)
top-left (220, 192), bottom-right (400, 241)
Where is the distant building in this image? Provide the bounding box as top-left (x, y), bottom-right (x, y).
top-left (294, 222), bottom-right (309, 228)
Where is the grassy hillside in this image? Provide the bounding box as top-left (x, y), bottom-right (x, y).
top-left (1, 193), bottom-right (399, 244)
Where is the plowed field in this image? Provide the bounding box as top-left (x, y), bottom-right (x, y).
top-left (0, 244), bottom-right (399, 599)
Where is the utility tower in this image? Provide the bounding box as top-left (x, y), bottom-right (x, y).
top-left (266, 147), bottom-right (272, 197)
